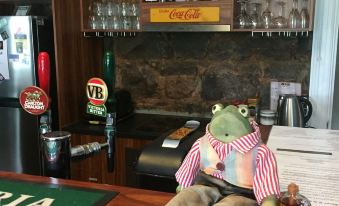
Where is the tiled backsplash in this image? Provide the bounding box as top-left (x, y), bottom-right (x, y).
top-left (114, 32), bottom-right (312, 116)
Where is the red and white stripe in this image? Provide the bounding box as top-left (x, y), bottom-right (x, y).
top-left (175, 121), bottom-right (280, 204)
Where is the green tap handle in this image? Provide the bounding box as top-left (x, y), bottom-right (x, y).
top-left (103, 51), bottom-right (116, 113)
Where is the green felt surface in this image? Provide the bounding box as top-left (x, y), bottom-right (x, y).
top-left (0, 178), bottom-right (118, 206)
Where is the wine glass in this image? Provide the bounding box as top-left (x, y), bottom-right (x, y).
top-left (236, 0), bottom-right (251, 29)
top-left (261, 0), bottom-right (273, 29)
top-left (92, 1), bottom-right (104, 17)
top-left (274, 1), bottom-right (287, 28)
top-left (300, 0), bottom-right (310, 28)
top-left (288, 0), bottom-right (301, 28)
top-left (250, 3), bottom-right (262, 29)
top-left (106, 0), bottom-right (115, 17)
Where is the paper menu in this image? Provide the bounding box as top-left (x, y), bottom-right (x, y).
top-left (267, 126), bottom-right (339, 206)
top-left (0, 36), bottom-right (9, 80)
top-left (270, 81), bottom-right (301, 111)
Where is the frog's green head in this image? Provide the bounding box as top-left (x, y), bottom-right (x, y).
top-left (209, 104), bottom-right (252, 143)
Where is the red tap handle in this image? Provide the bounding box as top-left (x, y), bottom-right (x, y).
top-left (38, 52), bottom-right (50, 97)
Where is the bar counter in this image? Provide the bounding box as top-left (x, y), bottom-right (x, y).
top-left (0, 171), bottom-right (174, 206)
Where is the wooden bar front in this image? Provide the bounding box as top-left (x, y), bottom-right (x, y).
top-left (0, 171), bottom-right (174, 206)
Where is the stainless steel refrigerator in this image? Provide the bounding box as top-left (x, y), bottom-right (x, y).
top-left (0, 16), bottom-right (56, 175)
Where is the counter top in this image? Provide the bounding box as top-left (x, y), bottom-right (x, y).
top-left (0, 171), bottom-right (174, 206)
top-left (64, 113), bottom-right (211, 140)
top-left (63, 113), bottom-right (272, 142)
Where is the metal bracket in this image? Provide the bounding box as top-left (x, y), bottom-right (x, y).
top-left (251, 30), bottom-right (309, 38)
top-left (83, 32), bottom-right (137, 38)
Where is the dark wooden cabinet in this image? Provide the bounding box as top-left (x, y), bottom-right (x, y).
top-left (80, 0), bottom-right (233, 32)
top-left (70, 134), bottom-right (152, 186)
top-left (79, 0), bottom-right (314, 33)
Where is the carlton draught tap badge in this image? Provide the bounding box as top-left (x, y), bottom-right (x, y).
top-left (86, 77), bottom-right (108, 117)
top-left (19, 86), bottom-right (48, 115)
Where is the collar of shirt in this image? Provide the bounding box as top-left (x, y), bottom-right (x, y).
top-left (205, 121), bottom-right (261, 154)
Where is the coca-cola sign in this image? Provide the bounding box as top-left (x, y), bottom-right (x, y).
top-left (150, 7), bottom-right (220, 23)
top-left (169, 9), bottom-right (201, 20)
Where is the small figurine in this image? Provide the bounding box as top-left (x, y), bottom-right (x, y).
top-left (279, 183), bottom-right (311, 206)
top-left (287, 183), bottom-right (299, 206)
top-left (166, 104), bottom-right (280, 206)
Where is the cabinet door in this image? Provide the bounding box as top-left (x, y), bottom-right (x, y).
top-left (70, 134), bottom-right (151, 186)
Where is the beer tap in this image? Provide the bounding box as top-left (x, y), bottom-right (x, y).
top-left (103, 49), bottom-right (116, 172)
top-left (40, 47), bottom-right (118, 178)
top-left (37, 52), bottom-right (51, 135)
top-left (71, 142), bottom-right (109, 158)
top-left (105, 113), bottom-right (116, 172)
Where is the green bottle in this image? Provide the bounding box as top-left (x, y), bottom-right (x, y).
top-left (103, 51), bottom-right (116, 113)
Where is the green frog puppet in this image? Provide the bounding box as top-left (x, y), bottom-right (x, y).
top-left (166, 105), bottom-right (280, 206)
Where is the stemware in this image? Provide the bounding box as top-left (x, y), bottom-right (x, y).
top-left (236, 0), bottom-right (251, 29)
top-left (88, 1), bottom-right (98, 29)
top-left (288, 0), bottom-right (301, 28)
top-left (274, 1), bottom-right (287, 28)
top-left (250, 3), bottom-right (262, 29)
top-left (88, 15), bottom-right (99, 29)
top-left (106, 0), bottom-right (115, 17)
top-left (300, 0), bottom-right (310, 28)
top-left (261, 0), bottom-right (273, 29)
top-left (92, 1), bottom-right (104, 17)
top-left (130, 0), bottom-right (139, 17)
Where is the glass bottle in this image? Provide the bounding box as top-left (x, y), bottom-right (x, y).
top-left (288, 0), bottom-right (301, 28)
top-left (250, 3), bottom-right (262, 29)
top-left (274, 1), bottom-right (287, 28)
top-left (236, 0), bottom-right (251, 29)
top-left (261, 0), bottom-right (273, 29)
top-left (300, 0), bottom-right (310, 28)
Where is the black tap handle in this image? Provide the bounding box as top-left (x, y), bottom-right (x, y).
top-left (105, 113), bottom-right (116, 172)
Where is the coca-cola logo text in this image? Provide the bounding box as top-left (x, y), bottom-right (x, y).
top-left (169, 9), bottom-right (201, 20)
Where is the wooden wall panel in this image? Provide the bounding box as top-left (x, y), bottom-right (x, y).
top-left (52, 0), bottom-right (104, 128)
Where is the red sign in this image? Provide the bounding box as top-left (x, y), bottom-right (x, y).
top-left (19, 86), bottom-right (49, 115)
top-left (86, 78), bottom-right (108, 106)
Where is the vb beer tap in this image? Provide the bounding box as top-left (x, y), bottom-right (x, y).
top-left (40, 75), bottom-right (116, 178)
top-left (40, 50), bottom-right (118, 179)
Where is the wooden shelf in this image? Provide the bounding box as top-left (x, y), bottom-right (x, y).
top-left (80, 0), bottom-right (314, 33)
top-left (232, 28), bottom-right (312, 32)
top-left (80, 0), bottom-right (233, 33)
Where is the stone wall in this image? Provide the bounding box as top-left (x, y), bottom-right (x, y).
top-left (114, 32), bottom-right (312, 117)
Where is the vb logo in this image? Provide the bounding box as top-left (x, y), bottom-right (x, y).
top-left (86, 78), bottom-right (108, 106)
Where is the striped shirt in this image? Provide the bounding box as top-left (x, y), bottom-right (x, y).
top-left (175, 121), bottom-right (280, 204)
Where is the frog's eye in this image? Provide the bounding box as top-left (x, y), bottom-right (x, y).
top-left (238, 105), bottom-right (249, 118)
top-left (225, 133), bottom-right (229, 136)
top-left (212, 103), bottom-right (224, 114)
